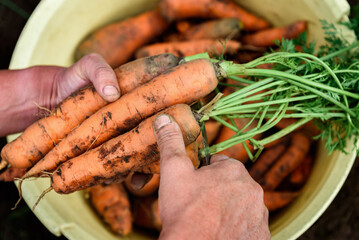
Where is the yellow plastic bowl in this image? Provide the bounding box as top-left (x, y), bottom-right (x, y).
top-left (8, 0), bottom-right (358, 239)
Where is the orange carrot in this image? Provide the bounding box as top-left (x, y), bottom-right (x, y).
top-left (242, 21), bottom-right (307, 47)
top-left (139, 141), bottom-right (200, 174)
top-left (22, 59), bottom-right (217, 179)
top-left (75, 9), bottom-right (169, 68)
top-left (159, 0), bottom-right (270, 31)
top-left (263, 191), bottom-right (299, 211)
top-left (1, 53), bottom-right (181, 170)
top-left (125, 173), bottom-right (160, 197)
top-left (176, 20), bottom-right (192, 34)
top-left (132, 197), bottom-right (161, 231)
top-left (135, 39), bottom-right (241, 58)
top-left (249, 143), bottom-right (287, 182)
top-left (181, 18), bottom-right (242, 40)
top-left (50, 104), bottom-right (201, 194)
top-left (259, 132), bottom-right (311, 190)
top-left (289, 154), bottom-right (313, 186)
top-left (215, 118), bottom-right (261, 163)
top-left (87, 183), bottom-right (132, 236)
top-left (0, 167), bottom-right (26, 182)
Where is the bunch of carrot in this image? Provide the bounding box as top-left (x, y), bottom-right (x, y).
top-left (2, 0), bottom-right (359, 237)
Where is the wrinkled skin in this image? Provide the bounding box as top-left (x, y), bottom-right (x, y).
top-left (0, 53), bottom-right (120, 136)
top-left (153, 114), bottom-right (270, 240)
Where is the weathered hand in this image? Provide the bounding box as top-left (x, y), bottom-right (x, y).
top-left (0, 53), bottom-right (120, 136)
top-left (153, 114), bottom-right (270, 240)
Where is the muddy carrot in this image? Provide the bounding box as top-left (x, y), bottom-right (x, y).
top-left (0, 167), bottom-right (26, 182)
top-left (22, 58), bottom-right (217, 180)
top-left (264, 191), bottom-right (299, 211)
top-left (1, 53), bottom-right (181, 170)
top-left (133, 197), bottom-right (161, 231)
top-left (50, 104), bottom-right (200, 194)
top-left (242, 21), bottom-right (307, 47)
top-left (289, 154), bottom-right (313, 186)
top-left (125, 173), bottom-right (160, 197)
top-left (159, 0), bottom-right (270, 31)
top-left (75, 9), bottom-right (169, 68)
top-left (181, 18), bottom-right (242, 40)
top-left (260, 132), bottom-right (311, 190)
top-left (135, 39), bottom-right (241, 58)
top-left (87, 183), bottom-right (132, 236)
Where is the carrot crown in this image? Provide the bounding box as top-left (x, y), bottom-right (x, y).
top-left (193, 39), bottom-right (359, 160)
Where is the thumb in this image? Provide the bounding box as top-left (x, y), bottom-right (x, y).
top-left (153, 114), bottom-right (193, 175)
top-left (58, 53), bottom-right (120, 102)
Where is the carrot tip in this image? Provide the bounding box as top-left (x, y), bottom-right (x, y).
top-left (12, 178), bottom-right (25, 210)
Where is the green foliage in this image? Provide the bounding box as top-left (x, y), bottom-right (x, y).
top-left (206, 18), bottom-right (359, 156)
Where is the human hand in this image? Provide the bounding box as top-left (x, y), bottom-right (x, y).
top-left (0, 53), bottom-right (120, 135)
top-left (153, 114), bottom-right (270, 240)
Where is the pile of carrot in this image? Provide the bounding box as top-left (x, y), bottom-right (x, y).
top-left (0, 0), bottom-right (318, 236)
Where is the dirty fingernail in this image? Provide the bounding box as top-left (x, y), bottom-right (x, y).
top-left (154, 114), bottom-right (172, 132)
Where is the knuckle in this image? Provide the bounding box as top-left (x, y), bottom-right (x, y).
top-left (93, 65), bottom-right (113, 81)
top-left (82, 52), bottom-right (103, 62)
top-left (253, 182), bottom-right (264, 198)
top-left (221, 158), bottom-right (246, 172)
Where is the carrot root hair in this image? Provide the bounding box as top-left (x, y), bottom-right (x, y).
top-left (32, 187), bottom-right (53, 211)
top-left (12, 180), bottom-right (23, 210)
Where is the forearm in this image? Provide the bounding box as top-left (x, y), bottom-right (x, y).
top-left (0, 66), bottom-right (64, 136)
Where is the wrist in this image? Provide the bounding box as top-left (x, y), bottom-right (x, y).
top-left (0, 66), bottom-right (64, 136)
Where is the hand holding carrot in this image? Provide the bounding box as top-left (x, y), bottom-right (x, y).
top-left (0, 53), bottom-right (120, 136)
top-left (153, 114), bottom-right (270, 240)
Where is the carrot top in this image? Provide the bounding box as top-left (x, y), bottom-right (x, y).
top-left (186, 35), bottom-right (359, 161)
